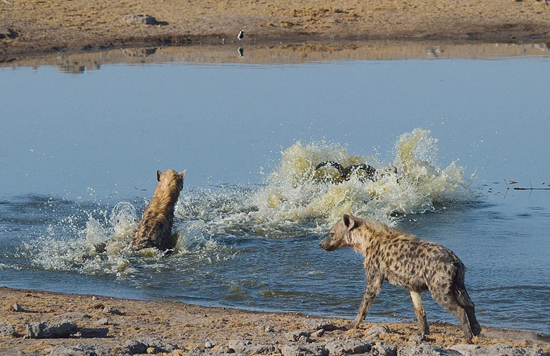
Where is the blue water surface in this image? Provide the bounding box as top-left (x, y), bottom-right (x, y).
top-left (1, 54), bottom-right (549, 333)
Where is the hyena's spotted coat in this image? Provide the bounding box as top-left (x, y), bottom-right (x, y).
top-left (320, 214), bottom-right (481, 341)
top-left (133, 169), bottom-right (186, 251)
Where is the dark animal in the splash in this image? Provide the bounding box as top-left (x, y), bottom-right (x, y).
top-left (133, 169), bottom-right (186, 251)
top-left (314, 161), bottom-right (397, 182)
top-left (237, 29), bottom-right (244, 40)
top-left (319, 214), bottom-right (481, 342)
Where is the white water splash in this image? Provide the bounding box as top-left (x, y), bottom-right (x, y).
top-left (249, 128), bottom-right (474, 227)
top-left (21, 129), bottom-right (474, 275)
top-left (21, 199), bottom-right (231, 276)
top-left (21, 201), bottom-right (139, 276)
top-left (175, 128), bottom-right (475, 238)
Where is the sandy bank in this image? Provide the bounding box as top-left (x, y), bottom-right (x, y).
top-left (1, 287), bottom-right (549, 355)
top-left (1, 0), bottom-right (550, 59)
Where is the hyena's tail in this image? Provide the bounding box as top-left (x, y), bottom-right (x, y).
top-left (452, 261), bottom-right (482, 336)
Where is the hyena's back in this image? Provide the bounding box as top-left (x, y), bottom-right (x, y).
top-left (133, 169), bottom-right (186, 251)
top-left (380, 237), bottom-right (463, 292)
top-left (134, 210), bottom-right (173, 249)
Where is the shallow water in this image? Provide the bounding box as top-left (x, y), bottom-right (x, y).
top-left (1, 55), bottom-right (549, 334)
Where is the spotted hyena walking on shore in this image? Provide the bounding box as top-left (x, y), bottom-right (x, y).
top-left (133, 169), bottom-right (186, 251)
top-left (319, 214), bottom-right (481, 341)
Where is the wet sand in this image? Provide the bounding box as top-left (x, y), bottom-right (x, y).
top-left (1, 287), bottom-right (549, 355)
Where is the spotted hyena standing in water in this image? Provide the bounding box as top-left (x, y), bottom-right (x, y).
top-left (319, 214), bottom-right (481, 341)
top-left (133, 169), bottom-right (186, 251)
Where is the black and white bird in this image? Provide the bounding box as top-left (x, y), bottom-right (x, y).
top-left (237, 29), bottom-right (244, 40)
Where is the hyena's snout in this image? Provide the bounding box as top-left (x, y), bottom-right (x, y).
top-left (321, 216), bottom-right (355, 251)
top-left (319, 238), bottom-right (329, 251)
top-left (319, 233), bottom-right (340, 251)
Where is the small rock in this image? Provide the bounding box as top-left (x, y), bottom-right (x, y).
top-left (286, 330), bottom-right (312, 342)
top-left (187, 347), bottom-right (231, 356)
top-left (312, 329), bottom-right (325, 338)
top-left (449, 343), bottom-right (548, 356)
top-left (397, 344), bottom-right (461, 356)
top-left (371, 342), bottom-right (397, 356)
top-left (122, 14), bottom-right (158, 25)
top-left (102, 307), bottom-right (123, 315)
top-left (228, 337), bottom-right (276, 354)
top-left (25, 320), bottom-right (78, 339)
top-left (0, 27), bottom-right (17, 40)
top-left (281, 343), bottom-right (328, 356)
top-left (448, 344), bottom-right (482, 356)
top-left (123, 336), bottom-right (179, 354)
top-left (124, 340), bottom-right (148, 354)
top-left (205, 339), bottom-right (218, 349)
top-left (0, 323), bottom-right (16, 337)
top-left (265, 325), bottom-right (275, 332)
top-left (325, 338), bottom-right (371, 356)
top-left (367, 325), bottom-right (390, 339)
top-left (218, 346), bottom-right (232, 353)
top-left (407, 334), bottom-right (426, 345)
top-left (96, 318), bottom-right (109, 325)
top-left (12, 303), bottom-right (24, 312)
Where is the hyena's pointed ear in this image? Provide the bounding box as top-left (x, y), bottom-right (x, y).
top-left (180, 170), bottom-right (187, 180)
top-left (343, 214), bottom-right (360, 231)
top-left (156, 170), bottom-right (163, 182)
top-left (343, 214), bottom-right (355, 231)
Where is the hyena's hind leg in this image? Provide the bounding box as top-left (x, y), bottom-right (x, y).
top-left (410, 291), bottom-right (430, 338)
top-left (452, 265), bottom-right (481, 336)
top-left (430, 285), bottom-right (473, 341)
top-left (454, 285), bottom-right (481, 336)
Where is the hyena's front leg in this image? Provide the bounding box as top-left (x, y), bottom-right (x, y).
top-left (410, 290), bottom-right (430, 338)
top-left (347, 272), bottom-right (383, 329)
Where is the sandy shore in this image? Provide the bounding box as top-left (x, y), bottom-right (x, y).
top-left (1, 287), bottom-right (549, 355)
top-left (1, 0), bottom-right (550, 58)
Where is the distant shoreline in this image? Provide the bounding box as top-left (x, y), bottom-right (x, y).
top-left (1, 0), bottom-right (550, 58)
top-left (2, 40), bottom-right (550, 72)
top-left (1, 286), bottom-right (549, 355)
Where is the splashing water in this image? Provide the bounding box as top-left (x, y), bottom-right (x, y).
top-left (250, 128), bottom-right (474, 228)
top-left (21, 199), bottom-right (234, 277)
top-left (21, 129), bottom-right (475, 276)
top-left (176, 128), bottom-right (474, 237)
top-left (21, 201), bottom-right (140, 277)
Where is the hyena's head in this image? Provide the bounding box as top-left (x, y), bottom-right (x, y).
top-left (157, 169), bottom-right (186, 193)
top-left (319, 214), bottom-right (362, 251)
